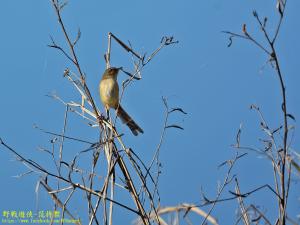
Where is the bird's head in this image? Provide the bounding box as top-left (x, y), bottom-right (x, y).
top-left (104, 67), bottom-right (122, 78)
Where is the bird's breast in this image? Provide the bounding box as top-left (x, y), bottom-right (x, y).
top-left (99, 78), bottom-right (119, 109)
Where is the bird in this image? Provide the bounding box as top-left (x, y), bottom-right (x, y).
top-left (99, 67), bottom-right (144, 136)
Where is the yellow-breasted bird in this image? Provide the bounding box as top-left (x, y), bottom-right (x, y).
top-left (99, 67), bottom-right (143, 136)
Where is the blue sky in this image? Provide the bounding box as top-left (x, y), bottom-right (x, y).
top-left (0, 0), bottom-right (299, 224)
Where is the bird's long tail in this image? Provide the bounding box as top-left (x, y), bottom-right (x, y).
top-left (116, 105), bottom-right (144, 136)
